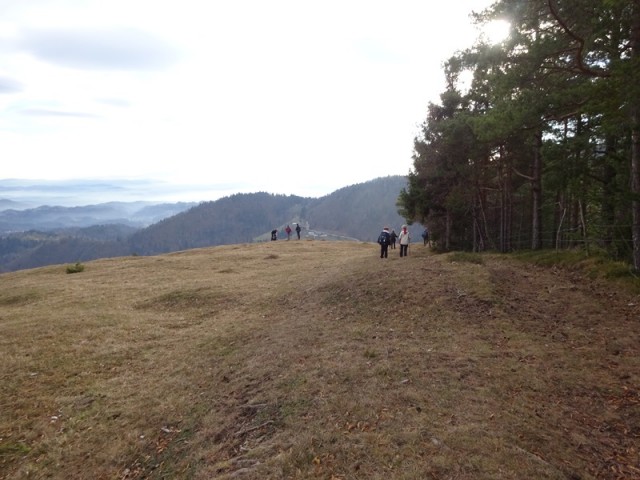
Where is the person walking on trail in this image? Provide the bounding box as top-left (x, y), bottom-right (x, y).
top-left (421, 227), bottom-right (430, 246)
top-left (295, 223), bottom-right (301, 239)
top-left (377, 226), bottom-right (391, 258)
top-left (285, 224), bottom-right (292, 240)
top-left (390, 229), bottom-right (398, 249)
top-left (398, 224), bottom-right (410, 257)
top-left (271, 229), bottom-right (278, 241)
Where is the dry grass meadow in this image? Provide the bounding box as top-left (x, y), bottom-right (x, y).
top-left (1, 240), bottom-right (639, 479)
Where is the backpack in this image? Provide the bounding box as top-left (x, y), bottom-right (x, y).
top-left (378, 232), bottom-right (389, 245)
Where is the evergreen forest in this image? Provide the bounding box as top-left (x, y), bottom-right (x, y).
top-left (397, 0), bottom-right (640, 270)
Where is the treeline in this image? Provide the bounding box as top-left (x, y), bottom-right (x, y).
top-left (0, 231), bottom-right (132, 272)
top-left (398, 0), bottom-right (640, 269)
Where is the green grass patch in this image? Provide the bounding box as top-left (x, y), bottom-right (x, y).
top-left (511, 249), bottom-right (640, 292)
top-left (136, 287), bottom-right (232, 310)
top-left (448, 251), bottom-right (484, 265)
top-left (0, 291), bottom-right (40, 306)
top-left (0, 442), bottom-right (31, 456)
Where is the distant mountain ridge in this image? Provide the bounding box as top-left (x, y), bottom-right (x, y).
top-left (0, 176), bottom-right (422, 272)
top-left (0, 201), bottom-right (197, 233)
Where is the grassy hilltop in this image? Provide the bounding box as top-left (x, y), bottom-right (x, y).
top-left (1, 241), bottom-right (638, 479)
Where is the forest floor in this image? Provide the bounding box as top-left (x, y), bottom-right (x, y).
top-left (1, 240), bottom-right (639, 479)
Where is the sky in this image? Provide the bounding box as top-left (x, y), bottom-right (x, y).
top-left (0, 0), bottom-right (503, 204)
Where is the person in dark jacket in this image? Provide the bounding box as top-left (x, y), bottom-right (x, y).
top-left (390, 229), bottom-right (398, 249)
top-left (378, 227), bottom-right (391, 258)
top-left (421, 227), bottom-right (430, 246)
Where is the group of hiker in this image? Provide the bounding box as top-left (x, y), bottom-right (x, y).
top-left (377, 225), bottom-right (429, 259)
top-left (269, 222), bottom-right (431, 259)
top-left (271, 223), bottom-right (302, 241)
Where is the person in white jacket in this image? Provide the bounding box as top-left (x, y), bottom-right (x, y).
top-left (398, 225), bottom-right (410, 257)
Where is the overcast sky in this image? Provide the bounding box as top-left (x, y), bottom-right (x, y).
top-left (0, 0), bottom-right (503, 203)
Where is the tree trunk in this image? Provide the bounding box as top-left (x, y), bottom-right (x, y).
top-left (531, 131), bottom-right (543, 249)
top-left (472, 194), bottom-right (479, 252)
top-left (553, 191), bottom-right (562, 249)
top-left (631, 3), bottom-right (640, 271)
top-left (601, 136), bottom-right (617, 248)
top-left (445, 209), bottom-right (452, 251)
top-left (504, 146), bottom-right (513, 252)
top-left (498, 145), bottom-right (511, 253)
top-left (632, 107), bottom-right (640, 270)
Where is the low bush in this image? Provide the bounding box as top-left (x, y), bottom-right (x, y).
top-left (66, 262), bottom-right (85, 274)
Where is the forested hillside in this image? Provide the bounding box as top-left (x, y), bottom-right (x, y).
top-left (3, 234), bottom-right (131, 272)
top-left (0, 176), bottom-right (419, 271)
top-left (128, 176), bottom-right (418, 255)
top-left (398, 0), bottom-right (640, 270)
top-left (127, 192), bottom-right (308, 255)
top-left (306, 176), bottom-right (412, 241)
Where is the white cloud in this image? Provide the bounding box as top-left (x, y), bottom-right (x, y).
top-left (17, 27), bottom-right (181, 70)
top-left (0, 0), bottom-right (496, 203)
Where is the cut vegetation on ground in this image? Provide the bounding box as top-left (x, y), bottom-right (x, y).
top-left (1, 241), bottom-right (639, 479)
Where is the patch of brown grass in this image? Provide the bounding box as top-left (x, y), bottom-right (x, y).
top-left (1, 241), bottom-right (639, 479)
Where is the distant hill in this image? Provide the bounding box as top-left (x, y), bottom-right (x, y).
top-left (0, 201), bottom-right (197, 233)
top-left (305, 176), bottom-right (412, 241)
top-left (0, 176), bottom-right (422, 272)
top-left (128, 192), bottom-right (308, 255)
top-left (0, 198), bottom-right (33, 211)
top-left (0, 232), bottom-right (132, 272)
top-left (128, 175), bottom-right (421, 255)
